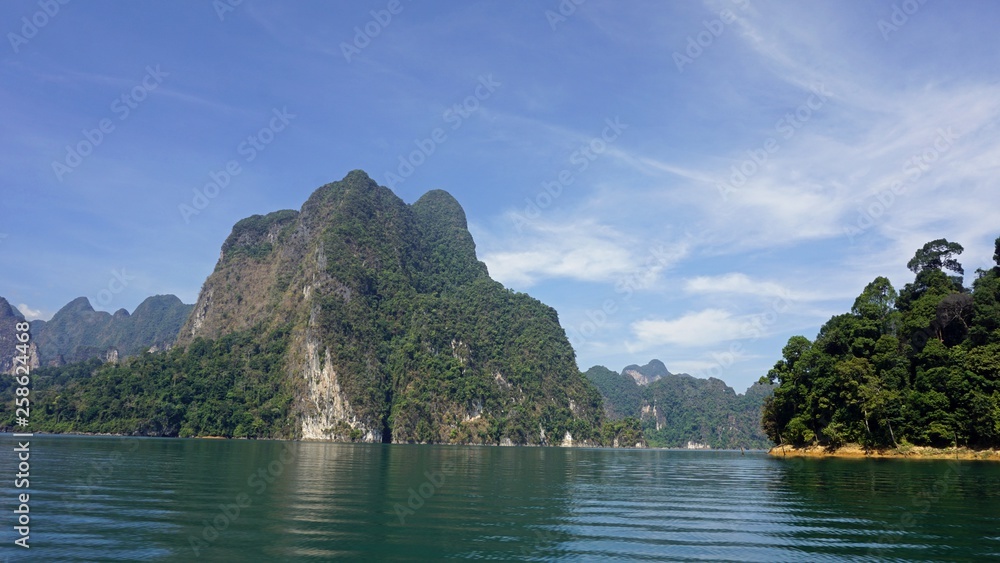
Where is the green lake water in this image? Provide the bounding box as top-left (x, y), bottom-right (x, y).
top-left (1, 434), bottom-right (998, 561)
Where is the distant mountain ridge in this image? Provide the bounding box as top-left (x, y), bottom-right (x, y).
top-left (586, 360), bottom-right (774, 449)
top-left (15, 294), bottom-right (193, 367)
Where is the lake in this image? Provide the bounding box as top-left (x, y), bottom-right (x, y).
top-left (1, 435), bottom-right (999, 561)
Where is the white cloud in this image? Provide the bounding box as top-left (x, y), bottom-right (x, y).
top-left (683, 272), bottom-right (838, 303)
top-left (627, 308), bottom-right (750, 350)
top-left (480, 218), bottom-right (689, 288)
top-left (484, 243), bottom-right (632, 287)
top-left (17, 304), bottom-right (44, 321)
top-left (685, 273), bottom-right (791, 298)
top-left (667, 359), bottom-right (726, 375)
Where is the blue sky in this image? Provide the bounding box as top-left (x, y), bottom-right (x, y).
top-left (2, 0), bottom-right (999, 392)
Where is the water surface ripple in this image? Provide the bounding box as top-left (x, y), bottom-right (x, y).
top-left (2, 435), bottom-right (997, 561)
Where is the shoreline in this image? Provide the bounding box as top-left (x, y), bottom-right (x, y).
top-left (0, 431), bottom-right (620, 448)
top-left (4, 431), bottom-right (770, 451)
top-left (768, 443), bottom-right (1000, 461)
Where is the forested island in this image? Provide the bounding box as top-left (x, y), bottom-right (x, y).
top-left (762, 238), bottom-right (1000, 458)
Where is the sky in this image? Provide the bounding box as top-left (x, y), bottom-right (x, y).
top-left (2, 0), bottom-right (999, 392)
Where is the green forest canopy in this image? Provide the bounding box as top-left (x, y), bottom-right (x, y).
top-left (762, 237), bottom-right (1000, 449)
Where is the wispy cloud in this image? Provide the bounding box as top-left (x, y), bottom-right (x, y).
top-left (684, 2), bottom-right (1000, 258)
top-left (684, 272), bottom-right (820, 300)
top-left (17, 62), bottom-right (250, 116)
top-left (627, 309), bottom-right (749, 350)
top-left (481, 218), bottom-right (671, 287)
top-left (17, 303), bottom-right (45, 321)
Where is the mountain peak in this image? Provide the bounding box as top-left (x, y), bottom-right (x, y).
top-left (412, 188), bottom-right (488, 289)
top-left (344, 168), bottom-right (374, 184)
top-left (0, 297), bottom-right (24, 321)
top-left (413, 189), bottom-right (467, 224)
top-left (63, 296), bottom-right (96, 314)
top-left (622, 359), bottom-right (671, 386)
top-left (220, 209), bottom-right (299, 264)
top-left (135, 294), bottom-right (184, 308)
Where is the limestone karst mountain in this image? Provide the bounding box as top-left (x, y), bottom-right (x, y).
top-left (586, 360), bottom-right (773, 449)
top-left (177, 170), bottom-right (605, 443)
top-left (6, 170), bottom-right (614, 445)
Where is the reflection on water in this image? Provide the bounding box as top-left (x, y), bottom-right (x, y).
top-left (1, 435), bottom-right (998, 561)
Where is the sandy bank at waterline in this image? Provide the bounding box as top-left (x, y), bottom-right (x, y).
top-left (769, 443), bottom-right (1000, 461)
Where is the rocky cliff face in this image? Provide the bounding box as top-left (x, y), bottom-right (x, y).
top-left (622, 359), bottom-right (670, 385)
top-left (0, 298), bottom-right (39, 374)
top-left (179, 170), bottom-right (604, 444)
